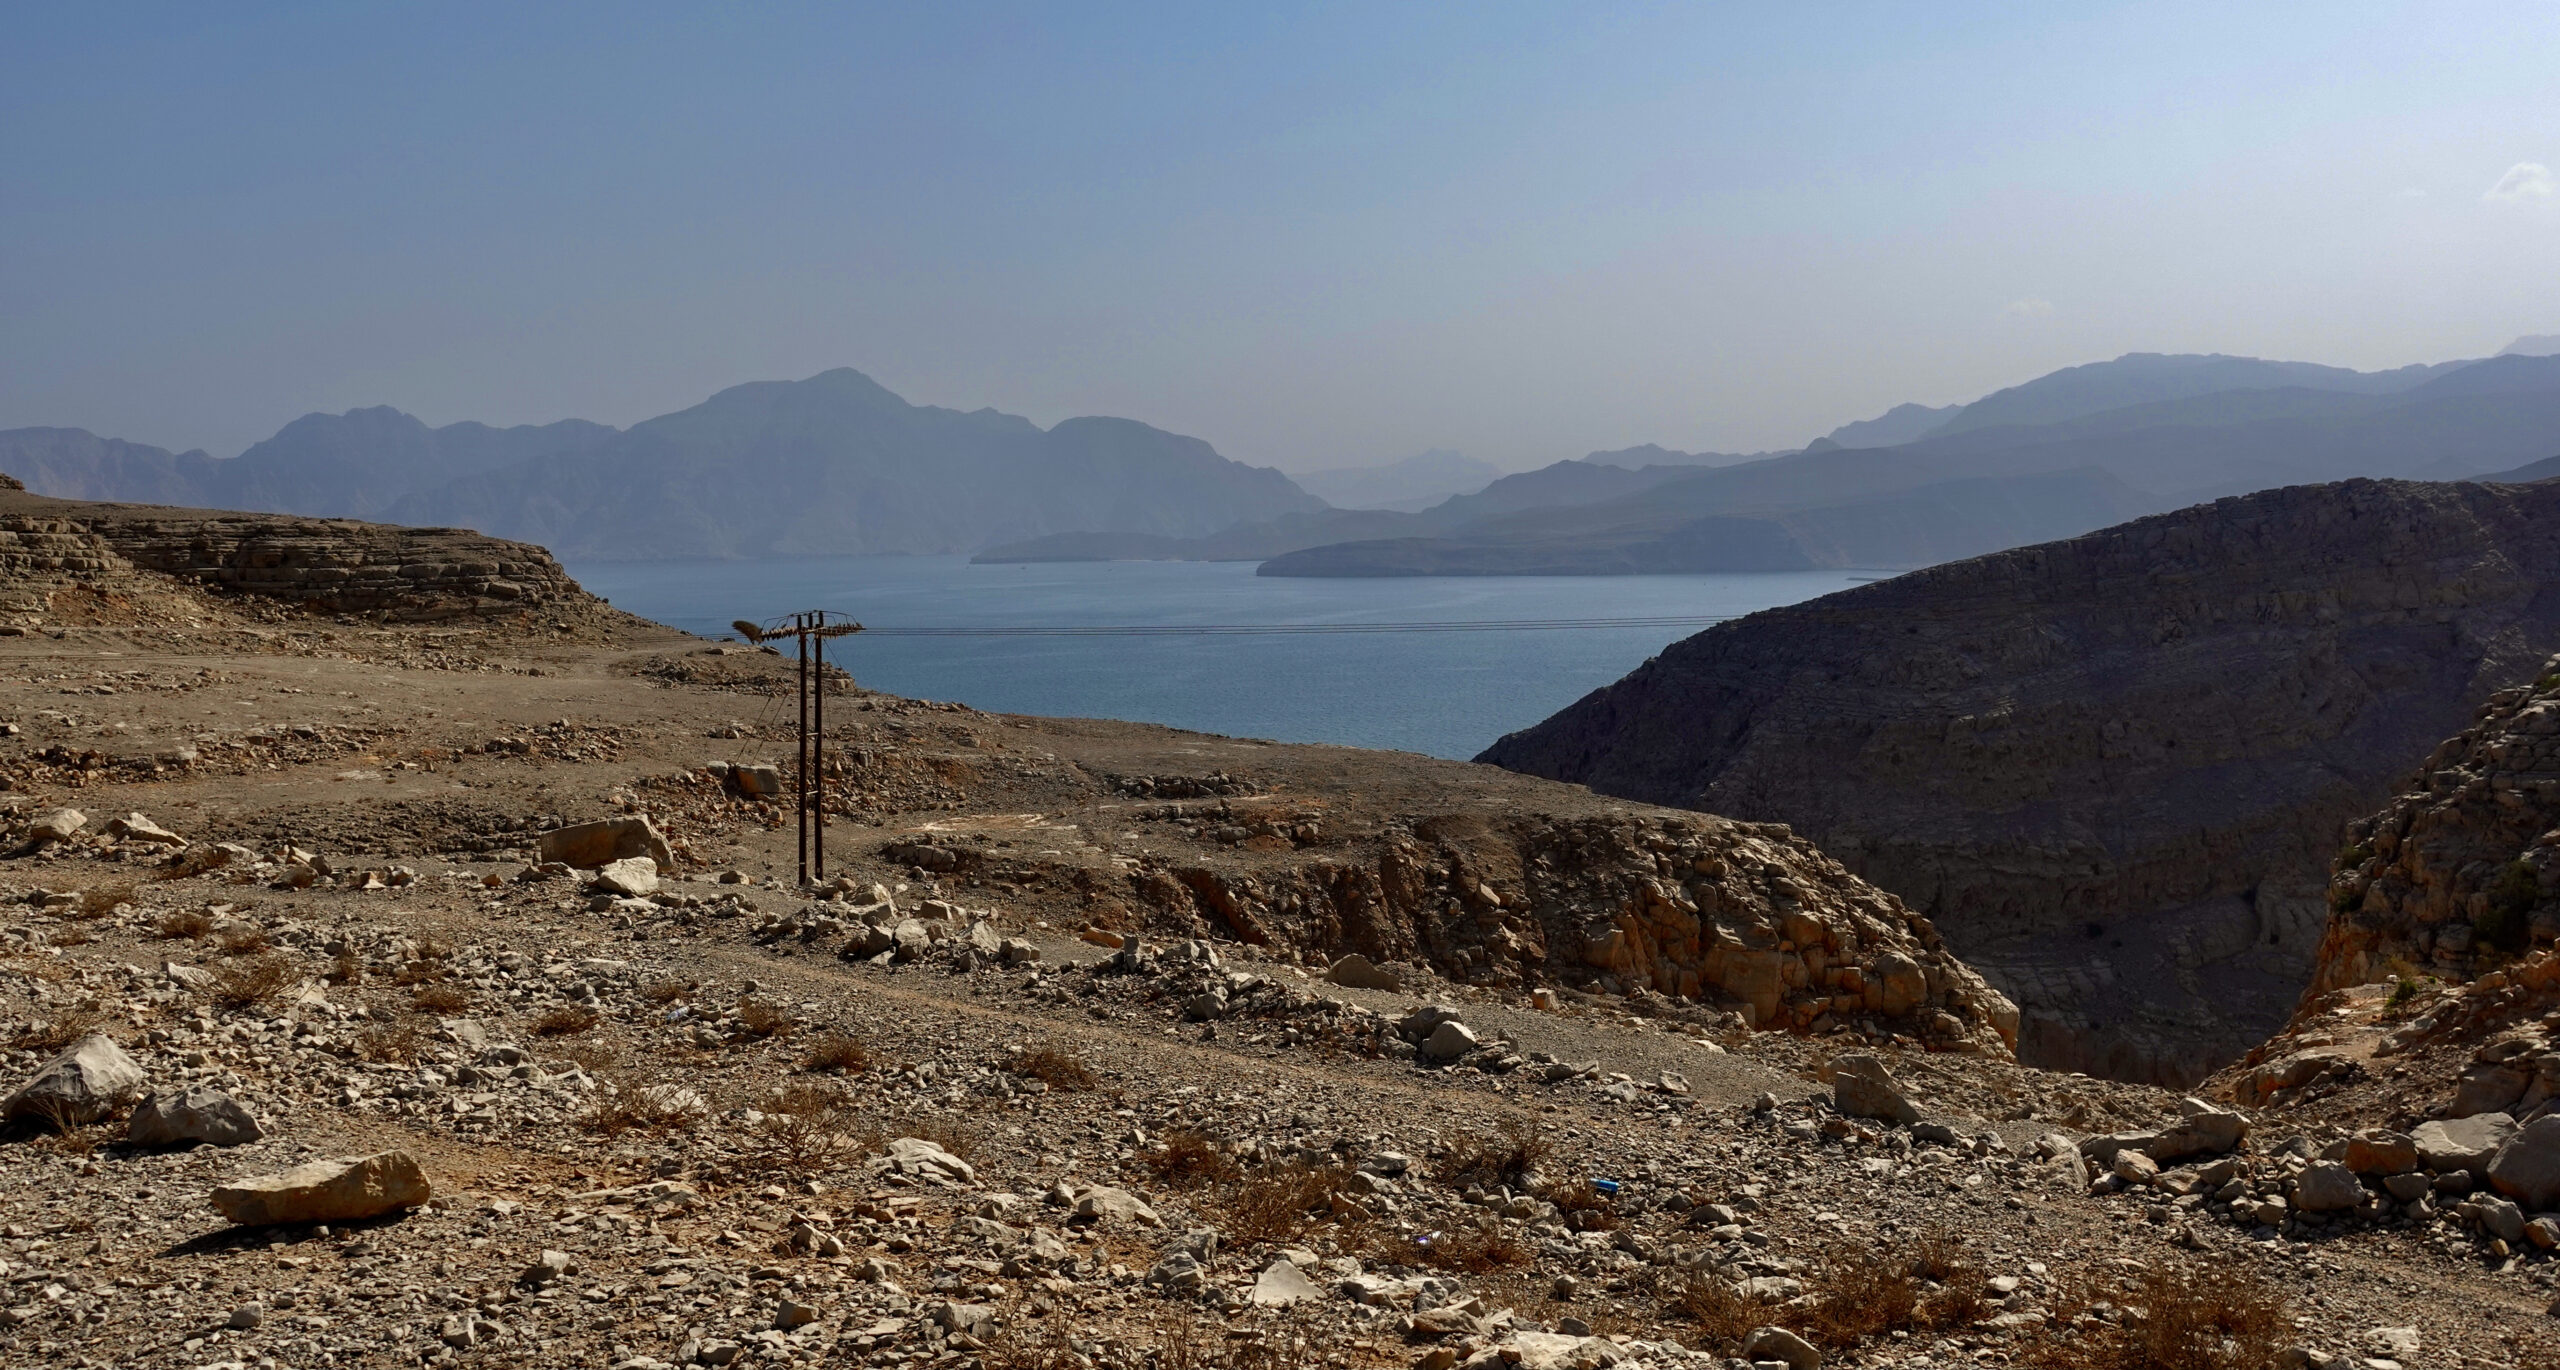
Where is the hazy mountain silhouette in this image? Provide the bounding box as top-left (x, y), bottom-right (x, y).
top-left (1816, 401), bottom-right (1963, 450)
top-left (4, 369), bottom-right (1321, 560)
top-left (1293, 449), bottom-right (1498, 511)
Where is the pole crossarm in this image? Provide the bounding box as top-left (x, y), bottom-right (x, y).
top-left (734, 609), bottom-right (863, 885)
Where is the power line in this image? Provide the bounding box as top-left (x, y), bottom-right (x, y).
top-left (846, 615), bottom-right (1742, 637)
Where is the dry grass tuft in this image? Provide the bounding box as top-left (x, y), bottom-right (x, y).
top-left (1222, 1161), bottom-right (1364, 1243)
top-left (1540, 1177), bottom-right (1621, 1230)
top-left (580, 1073), bottom-right (709, 1137)
top-left (216, 924), bottom-right (271, 955)
top-left (25, 1097), bottom-right (110, 1155)
top-left (1438, 1119), bottom-right (1549, 1191)
top-left (411, 982), bottom-right (471, 1014)
top-left (1397, 1221), bottom-right (1531, 1273)
top-left (1671, 1275), bottom-right (1771, 1349)
top-left (1141, 1130), bottom-right (1238, 1189)
top-left (153, 909), bottom-right (213, 941)
top-left (800, 1032), bottom-right (870, 1074)
top-left (7, 1009), bottom-right (102, 1053)
top-left (211, 954), bottom-right (297, 1010)
top-left (1016, 1043), bottom-right (1098, 1091)
top-left (735, 997), bottom-right (796, 1040)
top-left (353, 1023), bottom-right (425, 1064)
top-left (751, 1081), bottom-right (861, 1171)
top-left (2027, 1262), bottom-right (2290, 1370)
top-left (531, 1005), bottom-right (601, 1037)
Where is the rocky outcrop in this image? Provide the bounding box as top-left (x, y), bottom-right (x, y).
top-left (1108, 808), bottom-right (2020, 1058)
top-left (2312, 658), bottom-right (2560, 994)
top-left (1482, 478), bottom-right (2560, 1085)
top-left (0, 483), bottom-right (586, 619)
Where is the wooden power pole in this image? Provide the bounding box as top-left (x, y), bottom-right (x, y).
top-left (733, 610), bottom-right (862, 886)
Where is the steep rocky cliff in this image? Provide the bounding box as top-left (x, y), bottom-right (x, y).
top-left (0, 483), bottom-right (586, 620)
top-left (2312, 658), bottom-right (2560, 996)
top-left (1482, 478), bottom-right (2560, 1085)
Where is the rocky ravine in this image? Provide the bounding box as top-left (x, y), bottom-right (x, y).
top-left (1482, 477), bottom-right (2560, 1087)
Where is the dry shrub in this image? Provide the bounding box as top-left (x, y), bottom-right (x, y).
top-left (1141, 1130), bottom-right (1238, 1189)
top-left (354, 1023), bottom-right (424, 1064)
top-left (1672, 1275), bottom-right (1771, 1350)
top-left (1154, 1315), bottom-right (1342, 1370)
top-left (7, 1008), bottom-right (101, 1053)
top-left (1791, 1247), bottom-right (1922, 1348)
top-left (153, 909), bottom-right (213, 941)
top-left (986, 1322), bottom-right (1081, 1370)
top-left (1540, 1178), bottom-right (1621, 1230)
top-left (531, 1006), bottom-right (601, 1037)
top-left (1016, 1044), bottom-right (1098, 1091)
top-left (212, 954), bottom-right (296, 1010)
top-left (1909, 1229), bottom-right (1989, 1328)
top-left (581, 1073), bottom-right (709, 1137)
top-left (735, 997), bottom-right (795, 1040)
top-left (1439, 1119), bottom-right (1549, 1190)
top-left (1222, 1161), bottom-right (1363, 1243)
top-left (2028, 1262), bottom-right (2290, 1370)
top-left (800, 1032), bottom-right (870, 1073)
top-left (411, 982), bottom-right (471, 1014)
top-left (1399, 1221), bottom-right (1531, 1273)
top-left (555, 1038), bottom-right (623, 1072)
top-left (216, 924), bottom-right (271, 956)
top-left (73, 883), bottom-right (133, 920)
top-left (25, 1097), bottom-right (109, 1155)
top-left (752, 1082), bottom-right (860, 1171)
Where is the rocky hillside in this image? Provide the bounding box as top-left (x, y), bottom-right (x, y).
top-left (2312, 657), bottom-right (2560, 997)
top-left (0, 481), bottom-right (586, 621)
top-left (1483, 477), bottom-right (2560, 1087)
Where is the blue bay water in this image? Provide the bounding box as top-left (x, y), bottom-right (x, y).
top-left (570, 557), bottom-right (1862, 761)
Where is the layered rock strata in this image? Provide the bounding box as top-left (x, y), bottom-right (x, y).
top-left (1482, 478), bottom-right (2560, 1085)
top-left (0, 482), bottom-right (584, 619)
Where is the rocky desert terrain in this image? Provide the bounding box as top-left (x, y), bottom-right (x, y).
top-left (6, 481), bottom-right (2560, 1370)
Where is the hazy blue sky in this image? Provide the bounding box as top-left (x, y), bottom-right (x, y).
top-left (3, 3), bottom-right (2553, 470)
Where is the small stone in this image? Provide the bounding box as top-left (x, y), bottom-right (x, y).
top-left (2343, 1129), bottom-right (2419, 1175)
top-left (1325, 954), bottom-right (1402, 991)
top-left (593, 857), bottom-right (660, 898)
top-left (1742, 1324), bottom-right (1821, 1370)
top-left (1071, 1185), bottom-right (1161, 1226)
top-left (1422, 1020), bottom-right (1479, 1064)
top-left (1251, 1258), bottom-right (1322, 1306)
top-left (774, 1298), bottom-right (819, 1329)
top-left (1824, 1053), bottom-right (1918, 1126)
top-left (227, 1304), bottom-right (263, 1330)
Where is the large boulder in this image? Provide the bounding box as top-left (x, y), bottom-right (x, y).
top-left (877, 1137), bottom-right (975, 1185)
top-left (1324, 954), bottom-right (1403, 992)
top-left (2343, 1129), bottom-right (2419, 1176)
top-left (591, 857), bottom-right (659, 898)
top-left (103, 812), bottom-right (184, 846)
top-left (2488, 1116), bottom-right (2560, 1210)
top-left (2145, 1098), bottom-right (2247, 1163)
top-left (3, 1033), bottom-right (145, 1124)
top-left (1824, 1053), bottom-right (1919, 1126)
top-left (2293, 1161), bottom-right (2366, 1213)
top-left (212, 1151), bottom-right (430, 1225)
top-left (1422, 1020), bottom-right (1480, 1064)
top-left (2416, 1113), bottom-right (2516, 1173)
top-left (128, 1087), bottom-right (263, 1147)
top-left (536, 816), bottom-right (672, 872)
top-left (12, 807), bottom-right (86, 853)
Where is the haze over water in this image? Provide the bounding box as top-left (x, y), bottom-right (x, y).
top-left (573, 557), bottom-right (1864, 759)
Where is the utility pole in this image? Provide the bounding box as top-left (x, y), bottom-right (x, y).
top-left (733, 610), bottom-right (862, 886)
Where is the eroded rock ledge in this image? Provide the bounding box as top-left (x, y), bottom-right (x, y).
top-left (0, 481), bottom-right (584, 618)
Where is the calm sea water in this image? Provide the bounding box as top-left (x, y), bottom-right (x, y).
top-left (570, 556), bottom-right (1864, 760)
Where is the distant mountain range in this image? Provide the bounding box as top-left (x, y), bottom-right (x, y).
top-left (0, 370), bottom-right (1320, 560)
top-left (9, 339), bottom-right (2557, 576)
top-left (1292, 449), bottom-right (1499, 512)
